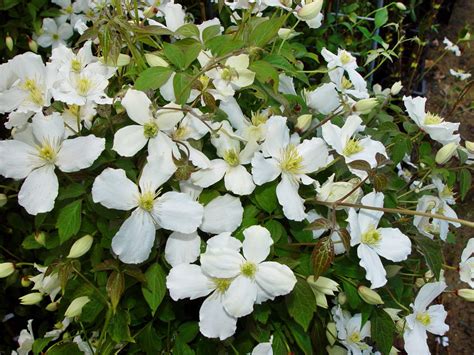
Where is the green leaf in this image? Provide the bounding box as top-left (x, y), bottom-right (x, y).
top-left (286, 279), bottom-right (316, 331)
top-left (415, 235), bottom-right (442, 279)
top-left (263, 219), bottom-right (285, 243)
top-left (178, 322), bottom-right (199, 343)
top-left (342, 280), bottom-right (362, 309)
top-left (107, 271), bottom-right (125, 312)
top-left (142, 263), bottom-right (166, 315)
top-left (249, 17), bottom-right (286, 48)
top-left (56, 200), bottom-right (82, 244)
top-left (254, 182), bottom-right (278, 213)
top-left (136, 323), bottom-right (163, 353)
top-left (287, 322), bottom-right (313, 355)
top-left (371, 309), bottom-right (396, 355)
top-left (458, 168), bottom-right (472, 201)
top-left (311, 237), bottom-right (334, 279)
top-left (45, 342), bottom-right (82, 355)
top-left (135, 66), bottom-right (173, 91)
top-left (173, 336), bottom-right (195, 355)
top-left (206, 35), bottom-right (244, 56)
top-left (57, 183), bottom-right (86, 200)
top-left (109, 310), bottom-right (134, 343)
top-left (374, 7), bottom-right (388, 28)
top-left (202, 24), bottom-right (221, 43)
top-left (163, 42), bottom-right (186, 69)
top-left (250, 60), bottom-right (279, 89)
top-left (176, 23), bottom-right (200, 38)
top-left (32, 337), bottom-right (52, 355)
top-left (173, 72), bottom-right (192, 105)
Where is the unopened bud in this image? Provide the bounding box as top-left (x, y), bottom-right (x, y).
top-left (144, 53), bottom-right (169, 67)
top-left (46, 301), bottom-right (59, 312)
top-left (34, 231), bottom-right (47, 246)
top-left (395, 318), bottom-right (405, 333)
top-left (395, 2), bottom-right (407, 11)
top-left (337, 292), bottom-right (347, 305)
top-left (65, 296), bottom-right (90, 317)
top-left (278, 28), bottom-right (298, 40)
top-left (354, 98), bottom-right (378, 114)
top-left (19, 292), bottom-right (43, 305)
top-left (390, 81), bottom-right (403, 95)
top-left (0, 262), bottom-right (15, 278)
top-left (457, 289), bottom-right (474, 302)
top-left (67, 235), bottom-right (93, 259)
top-left (297, 0), bottom-right (324, 20)
top-left (465, 140), bottom-right (474, 153)
top-left (0, 193), bottom-right (7, 207)
top-left (21, 276), bottom-right (31, 287)
top-left (326, 322), bottom-right (337, 345)
top-left (295, 114), bottom-right (312, 133)
top-left (5, 35), bottom-right (13, 51)
top-left (28, 39), bottom-right (38, 53)
top-left (435, 142), bottom-right (458, 164)
top-left (358, 285), bottom-right (384, 305)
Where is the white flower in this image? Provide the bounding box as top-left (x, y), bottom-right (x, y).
top-left (62, 102), bottom-right (97, 136)
top-left (13, 319), bottom-right (34, 355)
top-left (443, 37), bottom-right (461, 56)
top-left (0, 113), bottom-right (105, 214)
top-left (431, 177), bottom-right (456, 205)
top-left (251, 115), bottom-right (329, 221)
top-left (322, 115), bottom-right (387, 178)
top-left (459, 238), bottom-right (474, 287)
top-left (251, 337), bottom-right (273, 355)
top-left (113, 89), bottom-right (182, 158)
top-left (36, 18), bottom-right (73, 48)
top-left (191, 121), bottom-right (257, 196)
top-left (307, 276), bottom-right (339, 308)
top-left (321, 48), bottom-right (367, 92)
top-left (296, 0), bottom-right (324, 29)
top-left (148, 2), bottom-right (186, 32)
top-left (44, 317), bottom-right (71, 340)
top-left (403, 96), bottom-right (460, 145)
top-left (29, 264), bottom-right (61, 302)
top-left (305, 82), bottom-right (341, 115)
top-left (73, 334), bottom-right (96, 355)
top-left (332, 305), bottom-right (372, 354)
top-left (200, 225), bottom-right (297, 317)
top-left (347, 191), bottom-right (412, 288)
top-left (316, 173), bottom-right (362, 206)
top-left (52, 0), bottom-right (88, 27)
top-left (449, 69), bottom-right (471, 80)
top-left (92, 159), bottom-right (203, 264)
top-left (403, 282), bottom-right (449, 355)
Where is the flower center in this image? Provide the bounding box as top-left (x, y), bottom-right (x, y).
top-left (38, 143), bottom-right (57, 163)
top-left (440, 186), bottom-right (454, 199)
top-left (251, 111), bottom-right (268, 126)
top-left (65, 5), bottom-right (74, 14)
top-left (361, 226), bottom-right (381, 245)
top-left (77, 77), bottom-right (92, 96)
top-left (223, 149), bottom-right (240, 167)
top-left (23, 79), bottom-right (44, 106)
top-left (341, 76), bottom-right (353, 89)
top-left (221, 67), bottom-right (238, 82)
top-left (348, 331), bottom-right (361, 344)
top-left (280, 144), bottom-right (303, 174)
top-left (71, 59), bottom-right (82, 72)
top-left (213, 278), bottom-right (232, 293)
top-left (143, 121), bottom-right (159, 139)
top-left (199, 75), bottom-right (210, 89)
top-left (416, 312), bottom-right (431, 326)
top-left (241, 261), bottom-right (257, 278)
top-left (173, 126), bottom-right (188, 141)
top-left (424, 112), bottom-right (444, 125)
top-left (52, 33), bottom-right (60, 41)
top-left (138, 191), bottom-right (155, 211)
top-left (340, 51), bottom-right (352, 65)
top-left (343, 138), bottom-right (363, 156)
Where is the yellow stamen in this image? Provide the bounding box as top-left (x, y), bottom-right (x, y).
top-left (143, 121), bottom-right (159, 139)
top-left (38, 143), bottom-right (57, 163)
top-left (343, 139), bottom-right (363, 156)
top-left (280, 145), bottom-right (303, 174)
top-left (138, 191), bottom-right (155, 211)
top-left (241, 261), bottom-right (257, 278)
top-left (213, 278), bottom-right (232, 293)
top-left (424, 112), bottom-right (444, 125)
top-left (348, 332), bottom-right (361, 343)
top-left (361, 226), bottom-right (381, 245)
top-left (71, 59), bottom-right (82, 72)
top-left (340, 51), bottom-right (352, 65)
top-left (77, 77), bottom-right (92, 96)
top-left (416, 312), bottom-right (431, 326)
top-left (223, 149), bottom-right (240, 167)
top-left (23, 79), bottom-right (44, 106)
top-left (251, 111), bottom-right (268, 126)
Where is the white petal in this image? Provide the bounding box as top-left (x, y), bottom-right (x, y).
top-left (461, 239), bottom-right (474, 263)
top-left (219, 97), bottom-right (248, 130)
top-left (155, 103), bottom-right (184, 131)
top-left (347, 208), bottom-right (362, 246)
top-left (251, 342), bottom-right (273, 355)
top-left (242, 226), bottom-right (273, 263)
top-left (200, 194), bottom-right (243, 234)
top-left (306, 83), bottom-right (340, 115)
top-left (200, 248), bottom-right (244, 279)
top-left (358, 191), bottom-right (385, 232)
top-left (32, 112), bottom-right (65, 145)
top-left (375, 228), bottom-right (412, 262)
top-left (18, 165), bottom-right (58, 215)
top-left (139, 154), bottom-right (176, 193)
top-left (276, 173), bottom-right (306, 221)
top-left (148, 131), bottom-right (174, 158)
top-left (111, 209), bottom-right (156, 264)
top-left (224, 165), bottom-right (255, 195)
top-left (255, 261), bottom-right (297, 298)
top-left (0, 140), bottom-right (41, 179)
top-left (56, 135), bottom-right (104, 172)
top-left (199, 292), bottom-right (237, 340)
top-left (233, 68), bottom-right (255, 88)
top-left (223, 275), bottom-right (257, 317)
top-left (297, 137), bottom-right (328, 173)
top-left (321, 121), bottom-right (344, 154)
top-left (92, 168), bottom-right (139, 210)
top-left (426, 304), bottom-right (449, 335)
top-left (112, 125), bottom-right (148, 157)
top-left (152, 191), bottom-right (203, 233)
top-left (251, 153), bottom-right (281, 185)
top-left (121, 89), bottom-right (153, 125)
top-left (403, 96), bottom-right (426, 126)
top-left (190, 159), bottom-right (227, 187)
top-left (347, 69), bottom-right (367, 92)
top-left (162, 3), bottom-right (185, 32)
top-left (261, 116), bottom-right (289, 158)
top-left (166, 264), bottom-right (214, 300)
top-left (164, 231), bottom-right (201, 267)
top-left (413, 281), bottom-right (446, 312)
top-left (403, 323), bottom-right (429, 355)
top-left (357, 244), bottom-right (387, 289)
top-left (206, 232), bottom-right (242, 251)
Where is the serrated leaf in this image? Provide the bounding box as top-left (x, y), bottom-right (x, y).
top-left (56, 200), bottom-right (82, 244)
top-left (107, 271), bottom-right (125, 312)
top-left (311, 237), bottom-right (334, 279)
top-left (371, 308), bottom-right (395, 355)
top-left (286, 279), bottom-right (316, 331)
top-left (415, 235), bottom-right (442, 279)
top-left (142, 263), bottom-right (166, 315)
top-left (135, 66), bottom-right (172, 91)
top-left (348, 160), bottom-right (372, 172)
top-left (458, 168), bottom-right (472, 201)
top-left (175, 23), bottom-right (200, 38)
top-left (249, 17), bottom-right (285, 48)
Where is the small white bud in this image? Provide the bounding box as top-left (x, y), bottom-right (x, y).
top-left (358, 285), bottom-right (384, 305)
top-left (21, 276), bottom-right (31, 287)
top-left (457, 289), bottom-right (474, 302)
top-left (390, 81), bottom-right (403, 95)
top-left (19, 292), bottom-right (43, 305)
top-left (395, 2), bottom-right (407, 11)
top-left (65, 296), bottom-right (90, 317)
top-left (278, 28), bottom-right (298, 40)
top-left (435, 142), bottom-right (458, 164)
top-left (354, 98), bottom-right (379, 114)
top-left (5, 35), bottom-right (13, 51)
top-left (295, 114), bottom-right (312, 133)
top-left (144, 53), bottom-right (169, 67)
top-left (0, 262), bottom-right (15, 278)
top-left (465, 140), bottom-right (474, 153)
top-left (67, 235), bottom-right (94, 259)
top-left (46, 301), bottom-right (59, 312)
top-left (297, 0), bottom-right (324, 20)
top-left (28, 39), bottom-right (38, 53)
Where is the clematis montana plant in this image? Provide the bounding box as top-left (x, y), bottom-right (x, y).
top-left (0, 1), bottom-right (473, 354)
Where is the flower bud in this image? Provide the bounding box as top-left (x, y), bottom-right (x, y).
top-left (395, 318), bottom-right (405, 333)
top-left (358, 285), bottom-right (384, 305)
top-left (20, 292), bottom-right (43, 305)
top-left (21, 276), bottom-right (31, 287)
top-left (295, 114), bottom-right (312, 133)
top-left (28, 39), bottom-right (38, 53)
top-left (435, 142), bottom-right (458, 164)
top-left (46, 301), bottom-right (59, 312)
top-left (35, 231), bottom-right (47, 246)
top-left (354, 98), bottom-right (379, 114)
top-left (457, 289), bottom-right (474, 302)
top-left (337, 292), bottom-right (347, 305)
top-left (326, 322), bottom-right (337, 345)
top-left (67, 235), bottom-right (94, 259)
top-left (0, 262), bottom-right (15, 278)
top-left (390, 81), bottom-right (403, 95)
top-left (144, 53), bottom-right (169, 67)
top-left (465, 140), bottom-right (474, 153)
top-left (5, 35), bottom-right (13, 51)
top-left (0, 193), bottom-right (7, 207)
top-left (278, 28), bottom-right (298, 40)
top-left (461, 32), bottom-right (471, 41)
top-left (297, 0), bottom-right (324, 20)
top-left (65, 296), bottom-right (90, 317)
top-left (395, 2), bottom-right (407, 11)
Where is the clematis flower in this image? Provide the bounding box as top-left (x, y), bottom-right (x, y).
top-left (443, 37), bottom-right (461, 56)
top-left (112, 89), bottom-right (182, 158)
top-left (321, 48), bottom-right (367, 92)
top-left (52, 0), bottom-right (88, 27)
top-left (322, 115), bottom-right (387, 178)
top-left (403, 282), bottom-right (449, 355)
top-left (252, 115), bottom-right (329, 221)
top-left (92, 158), bottom-right (203, 264)
top-left (307, 276), bottom-right (339, 309)
top-left (347, 191), bottom-right (412, 288)
top-left (29, 264), bottom-right (61, 302)
top-left (0, 113), bottom-right (105, 214)
top-left (449, 69), bottom-right (471, 80)
top-left (191, 121), bottom-right (257, 195)
top-left (36, 18), bottom-right (73, 48)
top-left (251, 337), bottom-right (273, 355)
top-left (296, 0), bottom-right (324, 29)
top-left (200, 225), bottom-right (297, 317)
top-left (332, 305), bottom-right (372, 354)
top-left (459, 238), bottom-right (474, 287)
top-left (403, 96), bottom-right (460, 145)
top-left (12, 319), bottom-right (34, 355)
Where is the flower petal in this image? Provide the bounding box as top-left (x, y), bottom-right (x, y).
top-left (413, 281), bottom-right (446, 312)
top-left (164, 231), bottom-right (201, 267)
top-left (0, 140), bottom-right (41, 179)
top-left (224, 165), bottom-right (255, 195)
top-left (251, 153), bottom-right (281, 185)
top-left (199, 292), bottom-right (237, 340)
top-left (200, 194), bottom-right (243, 234)
top-left (357, 244), bottom-right (387, 289)
top-left (426, 304), bottom-right (449, 335)
top-left (200, 248), bottom-right (243, 279)
top-left (92, 168), bottom-right (139, 210)
top-left (18, 165), bottom-right (58, 215)
top-left (261, 115), bottom-right (289, 158)
top-left (276, 173), bottom-right (306, 221)
top-left (191, 159), bottom-right (227, 188)
top-left (112, 125), bottom-right (148, 157)
top-left (32, 112), bottom-right (65, 146)
top-left (56, 135), bottom-right (105, 172)
top-left (255, 261), bottom-right (297, 299)
top-left (242, 226), bottom-right (273, 263)
top-left (297, 137), bottom-right (328, 173)
top-left (155, 103), bottom-right (184, 131)
top-left (403, 323), bottom-right (429, 355)
top-left (206, 232), bottom-right (242, 251)
top-left (139, 154), bottom-right (176, 193)
top-left (358, 191), bottom-right (384, 232)
top-left (121, 89), bottom-right (153, 125)
top-left (166, 263), bottom-right (215, 300)
top-left (375, 228), bottom-right (412, 262)
top-left (223, 275), bottom-right (257, 317)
